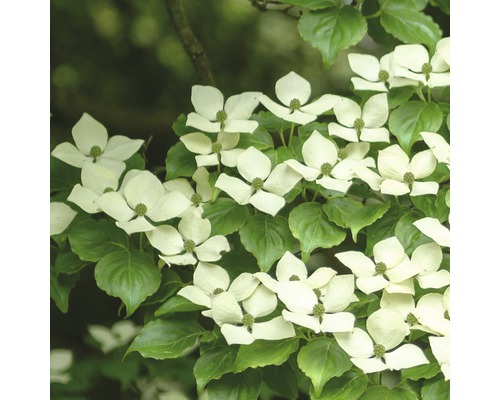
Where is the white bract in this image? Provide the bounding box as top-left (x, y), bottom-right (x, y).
top-left (51, 113), bottom-right (144, 177)
top-left (429, 335), bottom-right (450, 381)
top-left (88, 320), bottom-right (141, 354)
top-left (68, 162), bottom-right (120, 214)
top-left (413, 217), bottom-right (450, 247)
top-left (215, 146), bottom-right (301, 216)
top-left (50, 202), bottom-right (77, 236)
top-left (186, 86), bottom-right (261, 133)
top-left (50, 349), bottom-right (73, 384)
top-left (412, 242), bottom-right (449, 289)
top-left (284, 131), bottom-right (352, 193)
top-left (96, 170), bottom-right (191, 235)
top-left (412, 287), bottom-right (450, 336)
top-left (146, 210), bottom-right (230, 266)
top-left (180, 131), bottom-right (243, 168)
top-left (420, 131), bottom-right (450, 166)
top-left (328, 93), bottom-right (389, 143)
top-left (210, 286), bottom-right (295, 345)
top-left (335, 308), bottom-right (428, 373)
top-left (335, 236), bottom-right (420, 295)
top-left (259, 71), bottom-right (339, 125)
top-left (277, 275), bottom-right (356, 334)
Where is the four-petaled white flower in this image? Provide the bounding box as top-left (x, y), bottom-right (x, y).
top-left (210, 286), bottom-right (296, 345)
top-left (50, 349), bottom-right (73, 384)
top-left (51, 113), bottom-right (144, 177)
top-left (285, 131), bottom-right (352, 193)
top-left (146, 210), bottom-right (230, 266)
top-left (215, 146), bottom-right (301, 216)
top-left (50, 202), bottom-right (77, 236)
top-left (429, 335), bottom-right (450, 381)
top-left (88, 320), bottom-right (141, 354)
top-left (180, 131), bottom-right (243, 168)
top-left (411, 242), bottom-right (449, 289)
top-left (335, 236), bottom-right (420, 295)
top-left (413, 217), bottom-right (450, 247)
top-left (328, 94), bottom-right (390, 143)
top-left (335, 308), bottom-right (429, 374)
top-left (259, 71), bottom-right (339, 125)
top-left (96, 170), bottom-right (191, 234)
top-left (420, 131), bottom-right (450, 166)
top-left (186, 86), bottom-right (261, 133)
top-left (412, 287), bottom-right (450, 337)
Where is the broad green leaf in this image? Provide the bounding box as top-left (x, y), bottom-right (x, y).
top-left (237, 127), bottom-right (275, 150)
top-left (202, 199), bottom-right (250, 236)
top-left (172, 113), bottom-right (197, 137)
top-left (54, 250), bottom-right (90, 275)
top-left (193, 346), bottom-right (238, 392)
top-left (298, 6), bottom-right (367, 67)
top-left (401, 362), bottom-right (441, 381)
top-left (410, 195), bottom-right (437, 218)
top-left (345, 292), bottom-right (380, 319)
top-left (95, 250), bottom-right (161, 317)
top-left (365, 205), bottom-right (408, 255)
top-left (233, 338), bottom-right (300, 373)
top-left (387, 86), bottom-right (416, 109)
top-left (421, 377), bottom-right (450, 400)
top-left (359, 385), bottom-right (418, 400)
top-left (395, 210), bottom-right (431, 252)
top-left (310, 373), bottom-right (368, 400)
top-left (297, 337), bottom-right (352, 397)
top-left (239, 214), bottom-right (298, 272)
top-left (218, 233), bottom-right (260, 278)
top-left (154, 295), bottom-right (207, 317)
top-left (280, 0), bottom-right (339, 9)
top-left (366, 13), bottom-right (400, 50)
top-left (389, 101), bottom-right (443, 153)
top-left (69, 219), bottom-right (129, 262)
top-left (323, 197), bottom-right (363, 228)
top-left (123, 153), bottom-right (145, 173)
top-left (50, 156), bottom-right (81, 192)
top-left (50, 270), bottom-right (80, 313)
top-left (126, 319), bottom-right (205, 359)
top-left (289, 202), bottom-right (346, 262)
top-left (429, 0), bottom-right (450, 14)
top-left (250, 111), bottom-right (292, 134)
top-left (435, 188), bottom-right (450, 222)
top-left (380, 0), bottom-right (442, 49)
top-left (165, 141), bottom-right (197, 180)
top-left (205, 369), bottom-right (262, 400)
top-left (143, 268), bottom-right (182, 305)
top-left (263, 362), bottom-right (299, 400)
top-left (350, 202), bottom-right (391, 240)
top-left (99, 352), bottom-right (141, 390)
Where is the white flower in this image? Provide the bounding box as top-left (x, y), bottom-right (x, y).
top-left (335, 308), bottom-right (428, 374)
top-left (347, 52), bottom-right (417, 92)
top-left (210, 286), bottom-right (296, 345)
top-left (146, 210), bottom-right (230, 266)
top-left (180, 131), bottom-right (243, 168)
top-left (178, 262), bottom-right (260, 308)
top-left (284, 131), bottom-right (352, 193)
top-left (215, 147), bottom-right (301, 216)
top-left (413, 217), bottom-right (450, 247)
top-left (328, 93), bottom-right (390, 143)
top-left (412, 242), bottom-right (449, 289)
top-left (377, 144), bottom-right (438, 196)
top-left (393, 39), bottom-right (450, 88)
top-left (429, 336), bottom-right (450, 381)
top-left (51, 113), bottom-right (144, 177)
top-left (259, 71), bottom-right (339, 125)
top-left (335, 236), bottom-right (421, 295)
top-left (420, 131), bottom-right (450, 166)
top-left (186, 86), bottom-right (261, 133)
top-left (96, 170), bottom-right (191, 235)
top-left (67, 162), bottom-right (120, 214)
top-left (277, 276), bottom-right (356, 334)
top-left (88, 320), bottom-right (141, 354)
top-left (50, 349), bottom-right (73, 384)
top-left (50, 202), bottom-right (77, 236)
top-left (331, 142), bottom-right (376, 181)
top-left (412, 287), bottom-right (450, 336)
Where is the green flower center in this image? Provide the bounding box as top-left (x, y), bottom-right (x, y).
top-left (252, 177), bottom-right (264, 190)
top-left (378, 69), bottom-right (389, 82)
top-left (406, 312), bottom-right (418, 326)
top-left (421, 62), bottom-right (433, 75)
top-left (212, 141), bottom-right (223, 154)
top-left (103, 187), bottom-right (114, 193)
top-left (312, 303), bottom-right (325, 317)
top-left (134, 203), bottom-right (147, 216)
top-left (353, 118), bottom-right (365, 133)
top-left (375, 262), bottom-right (387, 275)
top-left (338, 148), bottom-right (348, 160)
top-left (213, 288), bottom-right (224, 295)
top-left (444, 310), bottom-right (450, 320)
top-left (242, 313), bottom-right (255, 327)
top-left (289, 98), bottom-right (301, 110)
top-left (320, 162), bottom-right (333, 176)
top-left (216, 110), bottom-right (228, 123)
top-left (183, 239), bottom-right (196, 253)
top-left (313, 288), bottom-right (322, 299)
top-left (403, 172), bottom-right (415, 185)
top-left (191, 193), bottom-right (203, 207)
top-left (90, 145), bottom-right (103, 158)
top-left (289, 274), bottom-right (300, 281)
top-left (374, 344), bottom-right (386, 358)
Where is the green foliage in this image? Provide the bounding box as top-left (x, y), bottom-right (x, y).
top-left (154, 295), bottom-right (207, 317)
top-left (50, 156), bottom-right (81, 192)
top-left (203, 199), bottom-right (250, 236)
top-left (165, 141), bottom-right (197, 180)
top-left (421, 376), bottom-right (450, 400)
top-left (401, 362), bottom-right (441, 381)
top-left (205, 369), bottom-right (262, 400)
top-left (193, 346), bottom-right (238, 392)
top-left (280, 0), bottom-right (339, 9)
top-left (359, 385), bottom-right (419, 400)
top-left (262, 362), bottom-right (299, 400)
top-left (237, 127), bottom-right (275, 150)
top-left (50, 270), bottom-right (80, 313)
top-left (309, 373), bottom-right (368, 400)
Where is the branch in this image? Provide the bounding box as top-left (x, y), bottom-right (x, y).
top-left (165, 0), bottom-right (215, 86)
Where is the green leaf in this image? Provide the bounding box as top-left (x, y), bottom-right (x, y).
top-left (233, 337), bottom-right (300, 373)
top-left (95, 250), bottom-right (161, 317)
top-left (387, 86), bottom-right (416, 109)
top-left (263, 362), bottom-right (299, 400)
top-left (310, 373), bottom-right (368, 400)
top-left (429, 0), bottom-right (450, 14)
top-left (193, 346), bottom-right (238, 392)
top-left (401, 362), bottom-right (441, 381)
top-left (50, 270), bottom-right (80, 313)
top-left (410, 195), bottom-right (437, 218)
top-left (289, 202), bottom-right (346, 262)
top-left (172, 113), bottom-right (197, 136)
top-left (206, 369), bottom-right (262, 400)
top-left (123, 153), bottom-right (145, 173)
top-left (298, 6), bottom-right (367, 67)
top-left (280, 0), bottom-right (339, 9)
top-left (239, 214), bottom-right (298, 272)
top-left (237, 127), bottom-right (275, 150)
top-left (69, 219), bottom-right (129, 262)
top-left (218, 233), bottom-right (260, 278)
top-left (143, 268), bottom-right (182, 305)
top-left (99, 352), bottom-right (141, 389)
top-left (365, 205), bottom-right (408, 255)
top-left (165, 141), bottom-right (197, 180)
top-left (435, 189), bottom-right (450, 222)
top-left (154, 295), bottom-right (207, 317)
top-left (250, 111), bottom-right (292, 134)
top-left (359, 385), bottom-right (418, 400)
top-left (389, 101), bottom-right (443, 153)
top-left (395, 210), bottom-right (431, 252)
top-left (50, 156), bottom-right (81, 192)
top-left (126, 319), bottom-right (205, 359)
top-left (380, 0), bottom-right (442, 49)
top-left (366, 13), bottom-right (400, 50)
top-left (54, 250), bottom-right (90, 275)
top-left (297, 337), bottom-right (352, 397)
top-left (421, 377), bottom-right (450, 400)
top-left (202, 199), bottom-right (250, 236)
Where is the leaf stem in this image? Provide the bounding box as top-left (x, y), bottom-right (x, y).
top-left (279, 127), bottom-right (287, 147)
top-left (427, 86), bottom-right (432, 103)
top-left (288, 123), bottom-right (295, 147)
top-left (416, 88), bottom-right (428, 104)
top-left (365, 9), bottom-right (382, 19)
